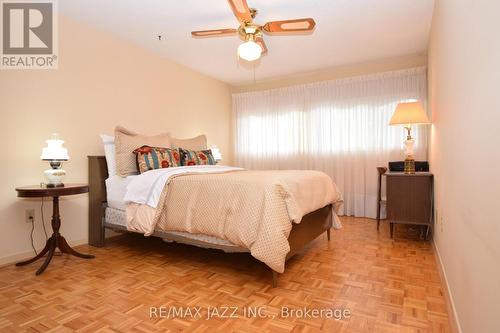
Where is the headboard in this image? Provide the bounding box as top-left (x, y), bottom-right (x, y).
top-left (88, 156), bottom-right (108, 247)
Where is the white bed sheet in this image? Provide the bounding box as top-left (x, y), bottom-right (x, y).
top-left (105, 175), bottom-right (137, 211)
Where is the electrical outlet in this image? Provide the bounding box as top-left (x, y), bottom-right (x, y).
top-left (435, 209), bottom-right (444, 233)
top-left (25, 209), bottom-right (35, 223)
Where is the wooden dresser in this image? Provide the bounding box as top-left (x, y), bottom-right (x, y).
top-left (385, 172), bottom-right (433, 239)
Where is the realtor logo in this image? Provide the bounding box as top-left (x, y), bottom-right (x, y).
top-left (1, 0), bottom-right (58, 69)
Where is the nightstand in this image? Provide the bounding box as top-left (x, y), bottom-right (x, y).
top-left (15, 184), bottom-right (94, 275)
top-left (385, 172), bottom-right (434, 239)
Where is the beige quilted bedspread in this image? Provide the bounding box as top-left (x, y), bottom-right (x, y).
top-left (127, 170), bottom-right (343, 273)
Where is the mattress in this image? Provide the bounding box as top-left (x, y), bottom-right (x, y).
top-left (104, 207), bottom-right (245, 252)
top-left (105, 175), bottom-right (137, 211)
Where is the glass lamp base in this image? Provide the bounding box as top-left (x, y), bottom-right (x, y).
top-left (404, 157), bottom-right (415, 174)
top-left (403, 135), bottom-right (416, 174)
top-left (44, 168), bottom-right (66, 187)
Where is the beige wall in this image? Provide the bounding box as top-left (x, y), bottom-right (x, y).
top-left (231, 53), bottom-right (427, 93)
top-left (0, 15), bottom-right (232, 264)
top-left (428, 0), bottom-right (500, 332)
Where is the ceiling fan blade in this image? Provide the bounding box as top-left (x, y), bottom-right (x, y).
top-left (191, 29), bottom-right (238, 37)
top-left (255, 37), bottom-right (267, 54)
top-left (227, 0), bottom-right (252, 23)
top-left (263, 18), bottom-right (316, 33)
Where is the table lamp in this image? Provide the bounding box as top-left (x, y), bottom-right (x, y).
top-left (40, 133), bottom-right (69, 187)
top-left (210, 145), bottom-right (222, 163)
top-left (389, 101), bottom-right (430, 174)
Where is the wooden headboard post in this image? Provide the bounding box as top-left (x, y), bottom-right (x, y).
top-left (88, 156), bottom-right (108, 247)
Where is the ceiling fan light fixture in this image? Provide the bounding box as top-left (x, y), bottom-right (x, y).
top-left (244, 26), bottom-right (257, 34)
top-left (238, 39), bottom-right (262, 61)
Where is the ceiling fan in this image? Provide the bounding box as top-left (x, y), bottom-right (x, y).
top-left (191, 0), bottom-right (316, 62)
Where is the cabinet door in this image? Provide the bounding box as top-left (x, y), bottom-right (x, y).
top-left (386, 176), bottom-right (432, 225)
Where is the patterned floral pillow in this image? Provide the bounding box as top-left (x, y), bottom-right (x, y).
top-left (133, 146), bottom-right (181, 173)
top-left (179, 148), bottom-right (216, 166)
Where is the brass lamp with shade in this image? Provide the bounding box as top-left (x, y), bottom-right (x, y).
top-left (389, 101), bottom-right (430, 174)
top-left (40, 133), bottom-right (69, 187)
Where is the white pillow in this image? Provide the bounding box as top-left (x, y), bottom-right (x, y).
top-left (100, 134), bottom-right (116, 177)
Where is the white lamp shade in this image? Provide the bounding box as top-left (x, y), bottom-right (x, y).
top-left (389, 101), bottom-right (430, 125)
top-left (238, 40), bottom-right (262, 61)
top-left (210, 145), bottom-right (222, 161)
top-left (41, 138), bottom-right (69, 161)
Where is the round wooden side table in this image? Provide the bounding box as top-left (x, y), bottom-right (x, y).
top-left (15, 184), bottom-right (94, 275)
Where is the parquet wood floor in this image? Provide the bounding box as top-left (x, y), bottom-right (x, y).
top-left (0, 217), bottom-right (451, 332)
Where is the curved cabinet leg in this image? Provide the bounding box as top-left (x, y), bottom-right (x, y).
top-left (16, 238), bottom-right (51, 266)
top-left (58, 236), bottom-right (95, 259)
top-left (36, 237), bottom-right (56, 275)
top-left (326, 228), bottom-right (331, 241)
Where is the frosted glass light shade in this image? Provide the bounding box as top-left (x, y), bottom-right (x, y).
top-left (41, 135), bottom-right (69, 161)
top-left (389, 101), bottom-right (430, 125)
top-left (238, 40), bottom-right (262, 61)
top-left (210, 145), bottom-right (222, 161)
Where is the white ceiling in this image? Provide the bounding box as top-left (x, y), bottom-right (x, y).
top-left (60, 0), bottom-right (434, 85)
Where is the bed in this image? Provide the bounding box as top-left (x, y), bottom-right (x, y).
top-left (88, 155), bottom-right (342, 287)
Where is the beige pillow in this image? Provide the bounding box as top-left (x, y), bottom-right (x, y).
top-left (114, 126), bottom-right (171, 177)
top-left (170, 135), bottom-right (207, 151)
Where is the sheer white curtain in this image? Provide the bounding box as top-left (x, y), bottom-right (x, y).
top-left (233, 67), bottom-right (428, 218)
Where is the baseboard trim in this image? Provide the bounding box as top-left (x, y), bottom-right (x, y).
top-left (0, 238), bottom-right (88, 268)
top-left (432, 240), bottom-right (462, 333)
